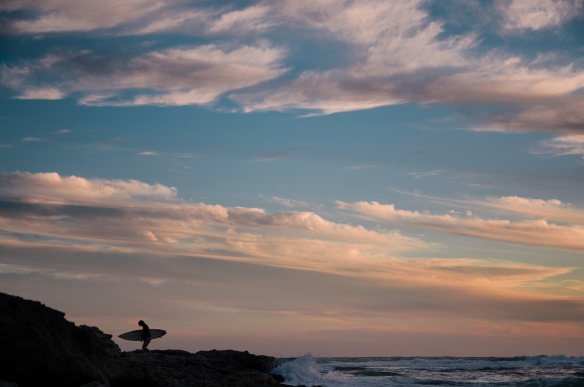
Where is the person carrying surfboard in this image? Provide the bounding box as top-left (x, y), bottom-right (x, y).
top-left (138, 320), bottom-right (152, 352)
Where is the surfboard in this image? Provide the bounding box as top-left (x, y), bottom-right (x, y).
top-left (118, 329), bottom-right (167, 341)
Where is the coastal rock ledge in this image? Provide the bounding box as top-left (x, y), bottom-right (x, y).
top-left (0, 292), bottom-right (294, 387)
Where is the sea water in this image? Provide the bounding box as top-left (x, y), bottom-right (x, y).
top-left (272, 354), bottom-right (584, 386)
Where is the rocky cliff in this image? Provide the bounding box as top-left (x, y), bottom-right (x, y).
top-left (0, 292), bottom-right (290, 387)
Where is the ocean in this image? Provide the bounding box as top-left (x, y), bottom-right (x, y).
top-left (272, 354), bottom-right (584, 387)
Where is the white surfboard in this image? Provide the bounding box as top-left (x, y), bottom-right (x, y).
top-left (118, 329), bottom-right (166, 341)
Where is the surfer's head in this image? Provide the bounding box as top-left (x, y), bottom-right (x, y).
top-left (138, 320), bottom-right (145, 326)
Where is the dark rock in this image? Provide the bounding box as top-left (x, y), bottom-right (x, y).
top-left (196, 349), bottom-right (279, 373)
top-left (0, 291), bottom-right (289, 387)
top-left (80, 325), bottom-right (122, 364)
top-left (0, 292), bottom-right (109, 387)
top-left (270, 374), bottom-right (285, 382)
top-left (106, 350), bottom-right (283, 387)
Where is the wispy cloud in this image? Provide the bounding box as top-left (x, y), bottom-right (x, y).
top-left (338, 200), bottom-right (584, 251)
top-left (2, 171), bottom-right (575, 299)
top-left (267, 196), bottom-right (318, 210)
top-left (498, 0), bottom-right (583, 31)
top-left (1, 1), bottom-right (273, 36)
top-left (208, 5), bottom-right (273, 34)
top-left (410, 169), bottom-right (450, 179)
top-left (2, 172), bottom-right (583, 342)
top-left (1, 43), bottom-right (287, 106)
top-left (1, 172), bottom-right (579, 294)
top-left (535, 134), bottom-right (584, 159)
top-left (253, 147), bottom-right (308, 162)
top-left (1, 0), bottom-right (166, 33)
top-left (2, 0), bottom-right (584, 133)
top-left (229, 1), bottom-right (584, 134)
top-left (0, 172), bottom-right (424, 278)
top-left (481, 195), bottom-right (584, 224)
top-left (16, 87), bottom-right (65, 100)
top-left (385, 189), bottom-right (584, 224)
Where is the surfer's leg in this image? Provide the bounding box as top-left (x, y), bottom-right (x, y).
top-left (142, 337), bottom-right (151, 351)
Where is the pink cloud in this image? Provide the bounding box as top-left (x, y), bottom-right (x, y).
top-left (338, 200), bottom-right (584, 251)
top-left (498, 0), bottom-right (583, 31)
top-left (1, 172), bottom-right (575, 292)
top-left (1, 0), bottom-right (165, 33)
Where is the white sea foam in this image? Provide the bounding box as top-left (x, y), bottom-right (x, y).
top-left (273, 354), bottom-right (325, 385)
top-left (272, 354), bottom-right (348, 386)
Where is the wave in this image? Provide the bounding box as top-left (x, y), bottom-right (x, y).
top-left (271, 354), bottom-right (584, 387)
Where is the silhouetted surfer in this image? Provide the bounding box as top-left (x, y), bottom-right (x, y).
top-left (138, 320), bottom-right (151, 352)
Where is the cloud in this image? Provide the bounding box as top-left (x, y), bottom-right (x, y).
top-left (0, 172), bottom-right (425, 278)
top-left (1, 172), bottom-right (583, 351)
top-left (267, 196), bottom-right (317, 210)
top-left (0, 172), bottom-right (578, 298)
top-left (535, 134), bottom-right (584, 159)
top-left (498, 0), bottom-right (583, 31)
top-left (5, 173), bottom-right (583, 280)
top-left (228, 0), bottom-right (584, 134)
top-left (338, 200), bottom-right (584, 251)
top-left (208, 5), bottom-right (272, 33)
top-left (1, 44), bottom-right (287, 106)
top-left (131, 10), bottom-right (208, 35)
top-left (1, 1), bottom-right (272, 36)
top-left (2, 240), bottom-right (583, 358)
top-left (481, 196), bottom-right (584, 224)
top-left (0, 239), bottom-right (579, 331)
top-left (3, 0), bottom-right (584, 132)
top-left (473, 94), bottom-right (584, 133)
top-left (3, 172), bottom-right (575, 297)
top-left (16, 87), bottom-right (65, 100)
top-left (382, 190), bottom-right (584, 225)
top-left (0, 172), bottom-right (178, 204)
top-left (1, 0), bottom-right (166, 33)
top-left (233, 0), bottom-right (475, 114)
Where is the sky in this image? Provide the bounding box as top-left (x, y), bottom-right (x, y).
top-left (1, 0), bottom-right (584, 357)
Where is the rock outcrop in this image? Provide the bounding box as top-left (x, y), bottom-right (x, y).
top-left (0, 292), bottom-right (110, 387)
top-left (0, 292), bottom-right (289, 387)
top-left (106, 349), bottom-right (284, 387)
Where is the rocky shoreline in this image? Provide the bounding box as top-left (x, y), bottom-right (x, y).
top-left (0, 292), bottom-right (308, 387)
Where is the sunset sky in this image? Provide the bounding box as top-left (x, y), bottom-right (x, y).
top-left (1, 0), bottom-right (584, 356)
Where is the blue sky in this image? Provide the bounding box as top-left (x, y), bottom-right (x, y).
top-left (1, 0), bottom-right (584, 356)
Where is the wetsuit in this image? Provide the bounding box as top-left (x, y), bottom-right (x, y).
top-left (142, 323), bottom-right (152, 343)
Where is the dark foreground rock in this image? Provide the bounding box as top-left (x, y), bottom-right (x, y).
top-left (0, 292), bottom-right (289, 387)
top-left (107, 349), bottom-right (283, 387)
top-left (0, 292), bottom-right (110, 387)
